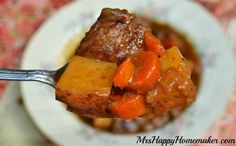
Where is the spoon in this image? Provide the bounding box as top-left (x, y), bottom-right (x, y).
top-left (0, 65), bottom-right (67, 88)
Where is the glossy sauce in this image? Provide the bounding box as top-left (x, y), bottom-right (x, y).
top-left (78, 22), bottom-right (202, 134)
top-left (150, 22), bottom-right (201, 87)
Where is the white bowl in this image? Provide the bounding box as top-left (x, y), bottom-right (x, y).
top-left (20, 0), bottom-right (235, 146)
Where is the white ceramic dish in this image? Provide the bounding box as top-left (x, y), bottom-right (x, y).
top-left (20, 0), bottom-right (235, 146)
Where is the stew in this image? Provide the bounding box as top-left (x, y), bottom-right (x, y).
top-left (55, 8), bottom-right (201, 132)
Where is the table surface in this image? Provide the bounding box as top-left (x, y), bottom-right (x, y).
top-left (0, 0), bottom-right (236, 145)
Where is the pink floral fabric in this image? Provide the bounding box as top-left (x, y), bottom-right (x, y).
top-left (196, 0), bottom-right (236, 145)
top-left (0, 0), bottom-right (72, 95)
top-left (0, 0), bottom-right (235, 145)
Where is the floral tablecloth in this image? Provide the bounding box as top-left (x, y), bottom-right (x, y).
top-left (0, 0), bottom-right (235, 145)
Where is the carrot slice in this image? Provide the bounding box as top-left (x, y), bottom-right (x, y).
top-left (108, 94), bottom-right (147, 119)
top-left (130, 51), bottom-right (161, 92)
top-left (113, 58), bottom-right (135, 88)
top-left (144, 32), bottom-right (165, 56)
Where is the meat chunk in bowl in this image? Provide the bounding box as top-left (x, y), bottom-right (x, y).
top-left (56, 8), bottom-right (197, 120)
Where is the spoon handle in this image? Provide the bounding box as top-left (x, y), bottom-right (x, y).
top-left (0, 69), bottom-right (56, 88)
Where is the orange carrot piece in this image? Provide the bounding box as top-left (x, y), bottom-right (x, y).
top-left (130, 51), bottom-right (161, 93)
top-left (108, 94), bottom-right (147, 119)
top-left (144, 32), bottom-right (165, 56)
top-left (113, 58), bottom-right (135, 88)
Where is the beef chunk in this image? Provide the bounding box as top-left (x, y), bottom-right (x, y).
top-left (76, 8), bottom-right (151, 64)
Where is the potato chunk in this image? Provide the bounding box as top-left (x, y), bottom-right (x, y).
top-left (160, 46), bottom-right (183, 71)
top-left (56, 55), bottom-right (117, 117)
top-left (56, 55), bottom-right (117, 95)
top-left (93, 118), bottom-right (112, 130)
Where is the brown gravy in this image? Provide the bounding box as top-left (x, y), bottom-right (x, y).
top-left (78, 22), bottom-right (202, 134)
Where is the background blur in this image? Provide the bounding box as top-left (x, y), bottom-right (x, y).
top-left (0, 0), bottom-right (236, 146)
